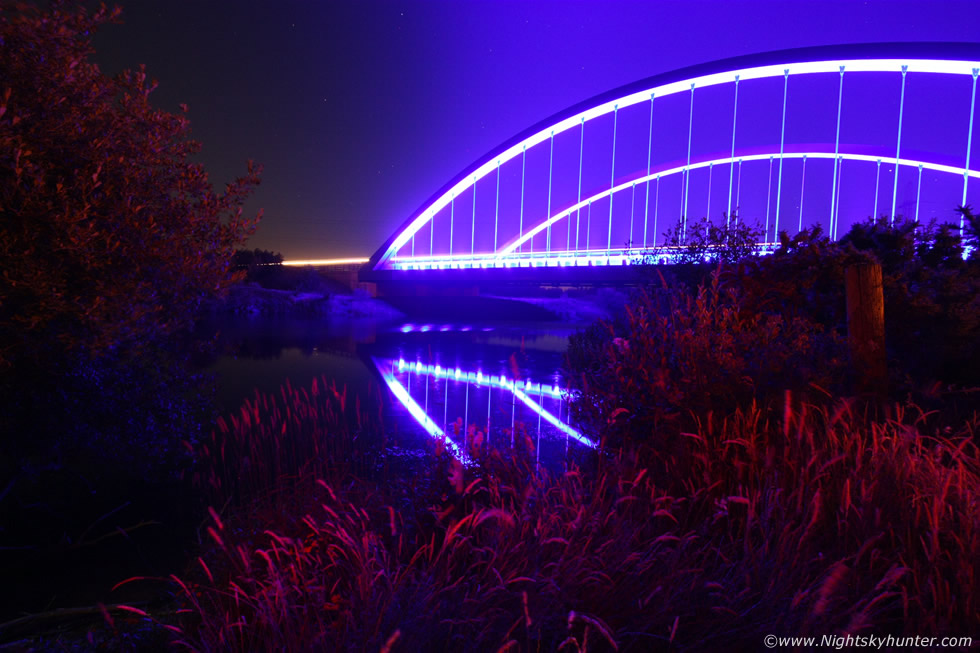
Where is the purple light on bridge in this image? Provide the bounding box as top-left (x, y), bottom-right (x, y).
top-left (369, 47), bottom-right (980, 276)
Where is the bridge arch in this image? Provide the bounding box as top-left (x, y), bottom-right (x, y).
top-left (369, 43), bottom-right (980, 274)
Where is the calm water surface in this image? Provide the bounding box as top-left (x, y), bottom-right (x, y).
top-left (207, 311), bottom-right (597, 465)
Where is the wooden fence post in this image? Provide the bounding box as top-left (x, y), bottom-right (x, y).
top-left (845, 262), bottom-right (887, 397)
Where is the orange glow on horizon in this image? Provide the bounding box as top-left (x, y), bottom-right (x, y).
top-left (281, 257), bottom-right (369, 267)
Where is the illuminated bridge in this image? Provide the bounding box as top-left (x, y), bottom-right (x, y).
top-left (365, 43), bottom-right (980, 281)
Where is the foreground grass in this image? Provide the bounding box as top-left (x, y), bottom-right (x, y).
top-left (143, 377), bottom-right (980, 652)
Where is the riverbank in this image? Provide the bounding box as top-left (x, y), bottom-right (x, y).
top-left (214, 283), bottom-right (404, 319)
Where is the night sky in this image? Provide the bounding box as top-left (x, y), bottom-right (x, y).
top-left (91, 1), bottom-right (980, 260)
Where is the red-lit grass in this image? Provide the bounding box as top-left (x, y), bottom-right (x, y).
top-left (166, 380), bottom-right (980, 651)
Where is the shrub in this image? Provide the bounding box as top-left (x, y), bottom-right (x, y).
top-left (567, 269), bottom-right (848, 450)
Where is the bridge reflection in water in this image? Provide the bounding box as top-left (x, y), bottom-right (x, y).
top-left (372, 357), bottom-right (596, 465)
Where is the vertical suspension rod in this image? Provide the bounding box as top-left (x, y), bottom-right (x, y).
top-left (576, 117), bottom-right (584, 253)
top-left (914, 164), bottom-right (923, 224)
top-left (518, 144), bottom-right (526, 253)
top-left (735, 159), bottom-right (742, 226)
top-left (494, 160), bottom-right (500, 251)
top-left (774, 68), bottom-right (789, 239)
top-left (546, 130), bottom-right (555, 253)
top-left (727, 75), bottom-right (740, 227)
top-left (765, 157), bottom-right (773, 240)
top-left (471, 175), bottom-right (477, 255)
top-left (644, 93), bottom-right (655, 246)
top-left (830, 66), bottom-right (845, 239)
top-left (706, 163), bottom-right (713, 223)
top-left (682, 84), bottom-right (695, 239)
top-left (653, 176), bottom-right (660, 248)
top-left (629, 182), bottom-right (636, 247)
top-left (608, 105), bottom-right (618, 252)
top-left (449, 193), bottom-right (455, 257)
top-left (891, 65), bottom-right (908, 223)
top-left (873, 158), bottom-right (881, 222)
top-left (798, 155), bottom-right (807, 232)
top-left (962, 68), bottom-right (979, 233)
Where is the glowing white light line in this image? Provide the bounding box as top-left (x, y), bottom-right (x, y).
top-left (798, 155), bottom-right (806, 231)
top-left (774, 69), bottom-right (789, 237)
top-left (513, 387), bottom-right (597, 449)
top-left (608, 105), bottom-right (618, 250)
top-left (377, 365), bottom-right (471, 464)
top-left (683, 84), bottom-right (695, 237)
top-left (494, 160), bottom-right (501, 250)
top-left (496, 151), bottom-right (980, 256)
top-left (726, 76), bottom-right (739, 225)
top-left (644, 92), bottom-right (655, 245)
top-left (915, 164), bottom-right (923, 223)
top-left (873, 158), bottom-right (881, 221)
top-left (830, 66), bottom-right (845, 237)
top-left (964, 68), bottom-right (979, 223)
top-left (379, 358), bottom-right (596, 449)
top-left (891, 66), bottom-right (909, 223)
top-left (379, 58), bottom-right (980, 266)
top-left (282, 257), bottom-right (369, 266)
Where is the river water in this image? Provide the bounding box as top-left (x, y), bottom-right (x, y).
top-left (206, 307), bottom-right (600, 466)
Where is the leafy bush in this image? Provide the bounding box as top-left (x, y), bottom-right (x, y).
top-left (567, 270), bottom-right (847, 450)
top-left (729, 217), bottom-right (980, 389)
top-left (0, 4), bottom-right (261, 368)
top-left (651, 213), bottom-right (764, 266)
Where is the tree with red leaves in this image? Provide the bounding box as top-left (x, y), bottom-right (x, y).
top-left (0, 2), bottom-right (261, 367)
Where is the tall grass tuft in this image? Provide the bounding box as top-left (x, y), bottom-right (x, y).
top-left (163, 375), bottom-right (980, 651)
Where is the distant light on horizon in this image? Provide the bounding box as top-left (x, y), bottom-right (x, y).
top-left (281, 257), bottom-right (369, 266)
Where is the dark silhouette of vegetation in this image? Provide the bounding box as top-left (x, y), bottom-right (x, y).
top-left (0, 4), bottom-right (262, 633)
top-left (234, 247), bottom-right (283, 272)
top-left (0, 3), bottom-right (261, 369)
top-left (632, 213), bottom-right (763, 267)
top-left (0, 2), bottom-right (262, 457)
